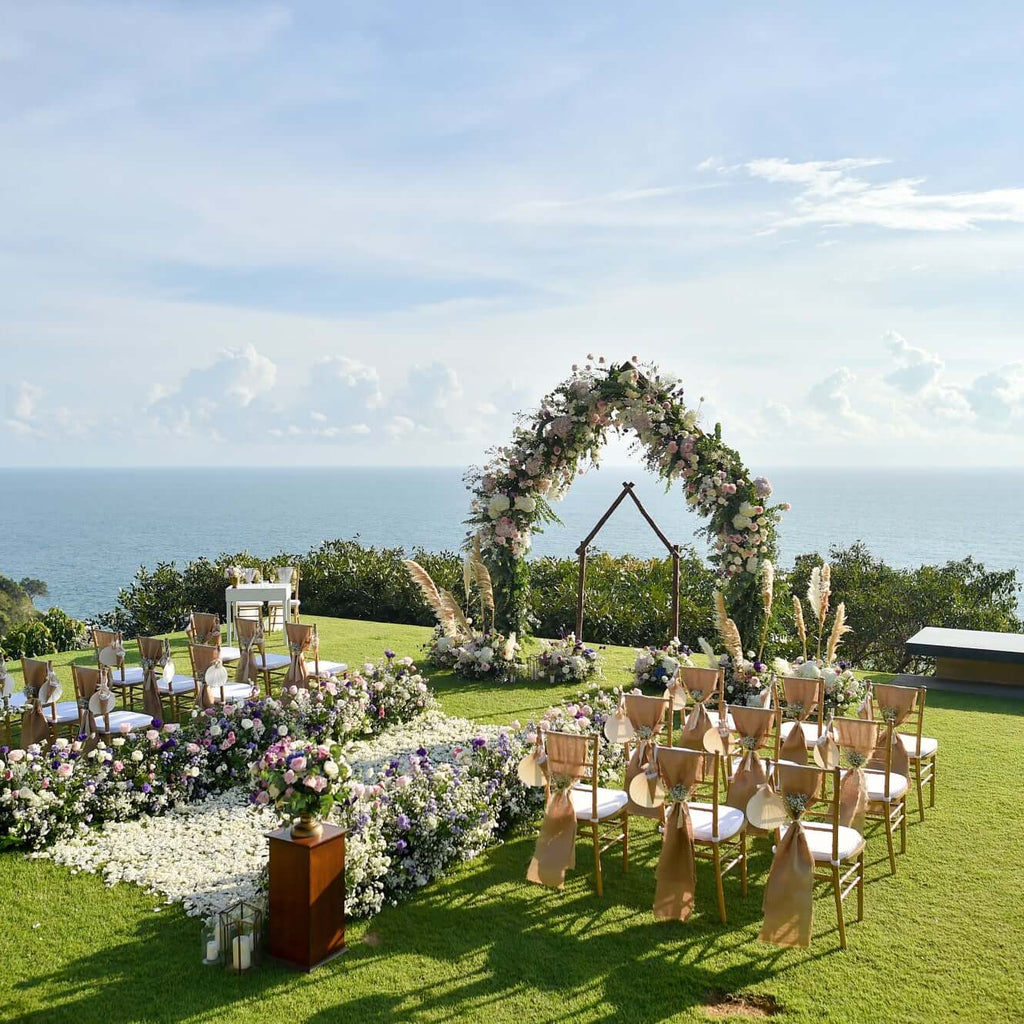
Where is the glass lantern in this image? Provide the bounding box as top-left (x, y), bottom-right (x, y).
top-left (201, 917), bottom-right (221, 965)
top-left (217, 899), bottom-right (265, 973)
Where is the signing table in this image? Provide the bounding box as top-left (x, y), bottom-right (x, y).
top-left (225, 582), bottom-right (294, 643)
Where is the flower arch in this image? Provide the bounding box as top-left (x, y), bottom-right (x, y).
top-left (464, 359), bottom-right (788, 643)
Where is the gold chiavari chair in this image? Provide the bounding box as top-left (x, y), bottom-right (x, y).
top-left (92, 628), bottom-right (144, 709)
top-left (187, 612), bottom-right (241, 663)
top-left (188, 643), bottom-right (256, 707)
top-left (873, 682), bottom-right (936, 822)
top-left (642, 743), bottom-right (747, 923)
top-left (759, 760), bottom-right (866, 950)
top-left (22, 658), bottom-right (80, 742)
top-left (835, 716), bottom-right (908, 875)
top-left (73, 665), bottom-right (153, 738)
top-left (137, 636), bottom-right (195, 719)
top-left (776, 675), bottom-right (826, 752)
top-left (526, 730), bottom-right (629, 897)
top-left (235, 618), bottom-right (290, 696)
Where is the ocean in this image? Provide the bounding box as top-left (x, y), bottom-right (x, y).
top-left (1, 467), bottom-right (1021, 619)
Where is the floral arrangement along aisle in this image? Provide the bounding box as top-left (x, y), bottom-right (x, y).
top-left (464, 357), bottom-right (789, 642)
top-left (406, 549), bottom-right (522, 682)
top-left (632, 637), bottom-right (692, 688)
top-left (773, 563), bottom-right (868, 717)
top-left (536, 634), bottom-right (601, 684)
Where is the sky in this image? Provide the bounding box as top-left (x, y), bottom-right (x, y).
top-left (2, 2), bottom-right (1023, 469)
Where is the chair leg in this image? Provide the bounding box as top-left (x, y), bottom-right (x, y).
top-left (740, 830), bottom-right (748, 897)
top-left (884, 805), bottom-right (897, 876)
top-left (857, 852), bottom-right (865, 921)
top-left (592, 823), bottom-right (603, 897)
top-left (712, 845), bottom-right (726, 923)
top-left (621, 813), bottom-right (629, 873)
top-left (832, 864), bottom-right (847, 950)
top-left (915, 757), bottom-right (925, 821)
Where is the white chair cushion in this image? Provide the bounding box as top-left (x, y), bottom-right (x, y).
top-left (158, 675), bottom-right (196, 695)
top-left (570, 785), bottom-right (628, 822)
top-left (109, 666), bottom-right (145, 686)
top-left (689, 802), bottom-right (745, 842)
top-left (782, 822), bottom-right (864, 864)
top-left (859, 769), bottom-right (909, 802)
top-left (705, 710), bottom-right (735, 731)
top-left (306, 660), bottom-right (346, 677)
top-left (898, 734), bottom-right (938, 758)
top-left (779, 721), bottom-right (825, 746)
top-left (218, 646), bottom-right (242, 663)
top-left (207, 682), bottom-right (256, 703)
top-left (255, 653), bottom-right (291, 671)
top-left (96, 710), bottom-right (153, 733)
top-left (41, 701), bottom-right (82, 724)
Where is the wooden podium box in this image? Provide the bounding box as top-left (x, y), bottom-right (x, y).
top-left (266, 824), bottom-right (346, 971)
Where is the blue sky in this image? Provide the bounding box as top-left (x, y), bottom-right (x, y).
top-left (2, 2), bottom-right (1023, 467)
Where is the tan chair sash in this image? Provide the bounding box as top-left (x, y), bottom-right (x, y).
top-left (527, 732), bottom-right (589, 889)
top-left (759, 763), bottom-right (822, 948)
top-left (873, 684), bottom-right (915, 779)
top-left (834, 717), bottom-right (879, 831)
top-left (138, 637), bottom-right (167, 719)
top-left (726, 705), bottom-right (774, 823)
top-left (652, 746), bottom-right (704, 921)
top-left (285, 622), bottom-right (313, 687)
top-left (235, 619), bottom-right (264, 684)
top-left (190, 613), bottom-right (222, 646)
top-left (623, 694), bottom-right (669, 819)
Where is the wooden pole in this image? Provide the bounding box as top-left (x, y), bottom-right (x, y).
top-left (576, 546), bottom-right (587, 640)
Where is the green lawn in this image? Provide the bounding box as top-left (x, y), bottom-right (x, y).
top-left (1, 617), bottom-right (1022, 1024)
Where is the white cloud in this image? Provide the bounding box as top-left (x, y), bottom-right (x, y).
top-left (748, 158), bottom-right (1024, 232)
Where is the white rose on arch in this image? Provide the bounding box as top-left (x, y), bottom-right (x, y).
top-left (487, 494), bottom-right (511, 518)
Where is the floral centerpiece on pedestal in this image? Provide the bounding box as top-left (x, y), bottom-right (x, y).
top-left (251, 737), bottom-right (350, 839)
top-left (406, 548), bottom-right (523, 683)
top-left (632, 637), bottom-right (692, 688)
top-left (537, 634), bottom-right (601, 684)
top-left (774, 562), bottom-right (868, 717)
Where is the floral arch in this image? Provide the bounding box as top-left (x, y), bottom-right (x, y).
top-left (464, 358), bottom-right (788, 643)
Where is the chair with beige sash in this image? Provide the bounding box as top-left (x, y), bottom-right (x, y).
top-left (523, 730), bottom-right (628, 896)
top-left (834, 715), bottom-right (908, 875)
top-left (20, 658), bottom-right (80, 744)
top-left (92, 628), bottom-right (144, 709)
top-left (187, 612), bottom-right (241, 663)
top-left (73, 665), bottom-right (152, 740)
top-left (871, 682), bottom-right (936, 822)
top-left (267, 566), bottom-right (301, 630)
top-left (137, 636), bottom-right (195, 719)
top-left (234, 618), bottom-right (290, 695)
top-left (637, 743), bottom-right (747, 923)
top-left (752, 760), bottom-right (865, 949)
top-left (188, 643), bottom-right (256, 708)
top-left (283, 621), bottom-right (346, 688)
top-left (776, 676), bottom-right (826, 756)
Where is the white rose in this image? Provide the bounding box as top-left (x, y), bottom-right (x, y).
top-left (487, 494), bottom-right (511, 518)
top-left (513, 495), bottom-right (536, 513)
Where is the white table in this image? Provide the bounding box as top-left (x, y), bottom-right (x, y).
top-left (225, 582), bottom-right (293, 643)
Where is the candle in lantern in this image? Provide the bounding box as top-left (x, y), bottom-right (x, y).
top-left (232, 933), bottom-right (252, 971)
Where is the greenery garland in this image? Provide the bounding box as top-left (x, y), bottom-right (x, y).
top-left (464, 358), bottom-right (789, 643)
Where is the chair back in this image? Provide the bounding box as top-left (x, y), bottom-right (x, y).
top-left (188, 643), bottom-right (222, 681)
top-left (776, 675), bottom-right (825, 734)
top-left (188, 612), bottom-right (221, 646)
top-left (92, 628), bottom-right (127, 681)
top-left (872, 682), bottom-right (926, 755)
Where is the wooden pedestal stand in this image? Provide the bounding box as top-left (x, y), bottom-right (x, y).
top-left (266, 823), bottom-right (346, 971)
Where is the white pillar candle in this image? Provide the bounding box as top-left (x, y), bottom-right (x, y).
top-left (205, 938), bottom-right (220, 962)
top-left (232, 934), bottom-right (252, 971)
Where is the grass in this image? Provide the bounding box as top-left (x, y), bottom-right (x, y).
top-left (1, 617), bottom-right (1023, 1023)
